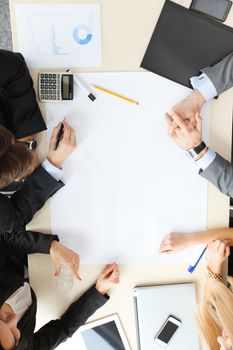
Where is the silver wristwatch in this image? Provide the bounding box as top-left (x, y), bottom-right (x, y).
top-left (16, 139), bottom-right (38, 150)
top-left (187, 141), bottom-right (206, 159)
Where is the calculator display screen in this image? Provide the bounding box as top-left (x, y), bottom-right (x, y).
top-left (62, 75), bottom-right (70, 99)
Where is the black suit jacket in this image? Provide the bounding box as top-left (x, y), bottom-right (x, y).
top-left (0, 49), bottom-right (46, 138)
top-left (0, 165), bottom-right (64, 233)
top-left (0, 231), bottom-right (108, 350)
top-left (0, 49), bottom-right (48, 194)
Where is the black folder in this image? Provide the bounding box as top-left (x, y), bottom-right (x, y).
top-left (141, 0), bottom-right (233, 88)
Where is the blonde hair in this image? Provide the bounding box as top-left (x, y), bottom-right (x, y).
top-left (196, 277), bottom-right (233, 350)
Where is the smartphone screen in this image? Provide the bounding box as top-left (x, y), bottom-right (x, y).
top-left (157, 320), bottom-right (179, 343)
top-left (155, 316), bottom-right (181, 346)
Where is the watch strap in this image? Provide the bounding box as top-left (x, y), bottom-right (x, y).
top-left (193, 141), bottom-right (206, 154)
top-left (187, 141), bottom-right (206, 159)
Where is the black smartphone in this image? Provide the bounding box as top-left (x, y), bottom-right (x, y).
top-left (190, 0), bottom-right (232, 22)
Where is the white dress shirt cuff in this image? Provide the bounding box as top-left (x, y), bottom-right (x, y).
top-left (42, 159), bottom-right (64, 182)
top-left (195, 148), bottom-right (216, 171)
top-left (190, 73), bottom-right (217, 102)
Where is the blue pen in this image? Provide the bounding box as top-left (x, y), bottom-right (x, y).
top-left (187, 245), bottom-right (207, 273)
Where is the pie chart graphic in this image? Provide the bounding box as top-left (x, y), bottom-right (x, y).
top-left (73, 25), bottom-right (93, 45)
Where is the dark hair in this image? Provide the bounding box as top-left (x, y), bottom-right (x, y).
top-left (0, 126), bottom-right (34, 189)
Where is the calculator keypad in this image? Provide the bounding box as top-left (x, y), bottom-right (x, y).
top-left (39, 73), bottom-right (62, 102)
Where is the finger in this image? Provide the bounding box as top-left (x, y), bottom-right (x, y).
top-left (164, 113), bottom-right (173, 126)
top-left (62, 120), bottom-right (72, 128)
top-left (159, 249), bottom-right (174, 255)
top-left (218, 242), bottom-right (226, 256)
top-left (226, 245), bottom-right (230, 257)
top-left (159, 243), bottom-right (174, 253)
top-left (54, 122), bottom-right (62, 134)
top-left (167, 126), bottom-right (175, 138)
top-left (72, 269), bottom-right (82, 281)
top-left (223, 239), bottom-right (231, 246)
top-left (217, 336), bottom-right (228, 348)
top-left (69, 262), bottom-right (82, 281)
top-left (110, 264), bottom-right (120, 282)
top-left (214, 239), bottom-right (221, 246)
top-left (167, 120), bottom-right (180, 139)
top-left (49, 123), bottom-right (62, 147)
top-left (69, 130), bottom-right (76, 147)
top-left (195, 113), bottom-right (202, 133)
top-left (171, 112), bottom-right (190, 135)
top-left (61, 122), bottom-right (72, 141)
top-left (54, 263), bottom-right (61, 277)
top-left (102, 263), bottom-right (116, 278)
top-left (190, 115), bottom-right (196, 127)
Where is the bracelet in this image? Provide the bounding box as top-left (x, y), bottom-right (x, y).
top-left (206, 265), bottom-right (222, 280)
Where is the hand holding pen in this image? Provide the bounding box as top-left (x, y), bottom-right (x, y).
top-left (47, 121), bottom-right (76, 168)
top-left (206, 240), bottom-right (230, 273)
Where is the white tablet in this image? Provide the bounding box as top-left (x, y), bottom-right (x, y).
top-left (78, 314), bottom-right (131, 350)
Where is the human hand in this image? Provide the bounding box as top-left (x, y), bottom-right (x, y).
top-left (47, 121), bottom-right (76, 168)
top-left (206, 240), bottom-right (230, 274)
top-left (217, 329), bottom-right (232, 350)
top-left (50, 240), bottom-right (81, 281)
top-left (165, 111), bottom-right (203, 150)
top-left (159, 233), bottom-right (192, 254)
top-left (95, 263), bottom-right (119, 295)
top-left (172, 90), bottom-right (205, 123)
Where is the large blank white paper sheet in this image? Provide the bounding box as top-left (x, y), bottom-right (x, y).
top-left (46, 72), bottom-right (209, 263)
top-left (15, 4), bottom-right (102, 68)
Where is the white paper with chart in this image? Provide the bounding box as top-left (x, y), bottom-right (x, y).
top-left (46, 72), bottom-right (209, 264)
top-left (15, 4), bottom-right (102, 68)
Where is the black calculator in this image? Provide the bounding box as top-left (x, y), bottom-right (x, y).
top-left (38, 72), bottom-right (74, 102)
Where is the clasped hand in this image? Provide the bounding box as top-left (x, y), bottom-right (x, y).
top-left (165, 111), bottom-right (202, 150)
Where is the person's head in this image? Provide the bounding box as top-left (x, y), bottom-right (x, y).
top-left (196, 277), bottom-right (233, 350)
top-left (0, 308), bottom-right (20, 350)
top-left (0, 126), bottom-right (34, 189)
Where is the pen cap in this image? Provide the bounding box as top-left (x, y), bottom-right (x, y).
top-left (88, 93), bottom-right (96, 101)
top-left (187, 265), bottom-right (195, 273)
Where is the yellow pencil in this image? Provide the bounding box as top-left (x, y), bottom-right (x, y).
top-left (92, 84), bottom-right (139, 105)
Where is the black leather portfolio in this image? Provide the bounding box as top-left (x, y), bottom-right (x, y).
top-left (141, 0), bottom-right (233, 88)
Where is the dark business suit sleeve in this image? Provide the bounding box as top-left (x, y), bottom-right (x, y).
top-left (0, 49), bottom-right (46, 138)
top-left (200, 153), bottom-right (233, 198)
top-left (10, 165), bottom-right (64, 231)
top-left (0, 230), bottom-right (59, 255)
top-left (33, 286), bottom-right (109, 349)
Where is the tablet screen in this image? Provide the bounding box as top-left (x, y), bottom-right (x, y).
top-left (79, 316), bottom-right (129, 350)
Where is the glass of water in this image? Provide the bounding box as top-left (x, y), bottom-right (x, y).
top-left (56, 265), bottom-right (73, 292)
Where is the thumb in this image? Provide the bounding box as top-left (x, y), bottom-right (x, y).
top-left (102, 263), bottom-right (115, 278)
top-left (195, 113), bottom-right (202, 132)
top-left (54, 263), bottom-right (61, 277)
top-left (223, 239), bottom-right (231, 245)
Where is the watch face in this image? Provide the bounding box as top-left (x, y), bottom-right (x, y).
top-left (187, 149), bottom-right (197, 159)
top-left (27, 139), bottom-right (38, 150)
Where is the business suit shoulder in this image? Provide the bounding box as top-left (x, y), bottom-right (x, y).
top-left (0, 49), bottom-right (46, 138)
top-left (0, 49), bottom-right (26, 86)
top-left (200, 153), bottom-right (233, 198)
